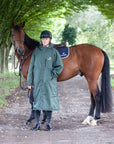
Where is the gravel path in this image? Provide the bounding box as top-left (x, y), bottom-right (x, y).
top-left (0, 76), bottom-right (114, 144)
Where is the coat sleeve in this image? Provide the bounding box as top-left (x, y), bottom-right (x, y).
top-left (52, 50), bottom-right (63, 78)
top-left (27, 50), bottom-right (35, 86)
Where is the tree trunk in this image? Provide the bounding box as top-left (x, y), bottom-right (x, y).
top-left (0, 48), bottom-right (4, 73)
top-left (0, 46), bottom-right (10, 73)
top-left (5, 46), bottom-right (10, 72)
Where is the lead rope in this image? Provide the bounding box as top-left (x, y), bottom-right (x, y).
top-left (27, 88), bottom-right (31, 98)
top-left (19, 54), bottom-right (28, 90)
top-left (13, 41), bottom-right (19, 76)
top-left (19, 51), bottom-right (33, 90)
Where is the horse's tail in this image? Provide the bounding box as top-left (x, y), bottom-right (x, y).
top-left (100, 50), bottom-right (112, 113)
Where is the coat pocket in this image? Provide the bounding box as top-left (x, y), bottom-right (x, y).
top-left (44, 58), bottom-right (53, 81)
top-left (45, 57), bottom-right (52, 69)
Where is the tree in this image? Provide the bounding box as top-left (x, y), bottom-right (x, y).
top-left (0, 0), bottom-right (72, 72)
top-left (90, 0), bottom-right (114, 21)
top-left (61, 24), bottom-right (77, 45)
top-left (65, 6), bottom-right (114, 61)
top-left (0, 0), bottom-right (113, 72)
top-left (69, 0), bottom-right (114, 20)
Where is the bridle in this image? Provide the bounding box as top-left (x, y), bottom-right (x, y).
top-left (12, 31), bottom-right (25, 55)
top-left (12, 30), bottom-right (33, 90)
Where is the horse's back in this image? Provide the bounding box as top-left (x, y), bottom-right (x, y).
top-left (71, 44), bottom-right (102, 55)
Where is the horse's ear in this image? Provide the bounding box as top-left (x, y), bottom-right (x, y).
top-left (12, 22), bottom-right (15, 28)
top-left (21, 22), bottom-right (25, 28)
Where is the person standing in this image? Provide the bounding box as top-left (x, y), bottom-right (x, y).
top-left (27, 30), bottom-right (63, 131)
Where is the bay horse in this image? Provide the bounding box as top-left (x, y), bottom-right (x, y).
top-left (12, 22), bottom-right (112, 126)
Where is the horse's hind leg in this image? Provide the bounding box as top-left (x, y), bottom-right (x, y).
top-left (89, 86), bottom-right (101, 126)
top-left (90, 84), bottom-right (101, 126)
top-left (94, 86), bottom-right (101, 119)
top-left (89, 93), bottom-right (95, 117)
top-left (82, 79), bottom-right (101, 126)
top-left (82, 93), bottom-right (95, 125)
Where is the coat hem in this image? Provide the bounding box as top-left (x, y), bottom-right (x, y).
top-left (33, 108), bottom-right (60, 111)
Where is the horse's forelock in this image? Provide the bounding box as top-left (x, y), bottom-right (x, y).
top-left (14, 25), bottom-right (21, 32)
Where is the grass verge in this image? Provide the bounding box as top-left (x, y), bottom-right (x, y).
top-left (0, 72), bottom-right (19, 108)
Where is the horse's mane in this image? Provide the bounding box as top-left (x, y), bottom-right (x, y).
top-left (14, 25), bottom-right (40, 50)
top-left (24, 33), bottom-right (40, 49)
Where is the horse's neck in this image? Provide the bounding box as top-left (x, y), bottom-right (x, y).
top-left (24, 45), bottom-right (33, 56)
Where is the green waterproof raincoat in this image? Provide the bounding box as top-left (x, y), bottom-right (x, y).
top-left (27, 44), bottom-right (63, 111)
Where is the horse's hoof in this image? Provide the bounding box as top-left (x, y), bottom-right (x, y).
top-left (46, 124), bottom-right (52, 131)
top-left (41, 120), bottom-right (46, 125)
top-left (89, 119), bottom-right (97, 126)
top-left (25, 121), bottom-right (31, 126)
top-left (32, 124), bottom-right (40, 131)
top-left (82, 118), bottom-right (89, 125)
top-left (82, 116), bottom-right (93, 125)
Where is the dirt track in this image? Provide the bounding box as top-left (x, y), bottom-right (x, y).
top-left (0, 76), bottom-right (114, 144)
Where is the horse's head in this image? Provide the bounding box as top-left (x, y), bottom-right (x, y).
top-left (12, 22), bottom-right (25, 55)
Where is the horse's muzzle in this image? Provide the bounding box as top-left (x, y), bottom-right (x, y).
top-left (17, 48), bottom-right (24, 55)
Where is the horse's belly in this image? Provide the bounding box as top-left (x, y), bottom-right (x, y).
top-left (57, 67), bottom-right (79, 81)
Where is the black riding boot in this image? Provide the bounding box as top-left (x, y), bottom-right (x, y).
top-left (46, 111), bottom-right (52, 131)
top-left (32, 110), bottom-right (41, 131)
top-left (41, 111), bottom-right (47, 124)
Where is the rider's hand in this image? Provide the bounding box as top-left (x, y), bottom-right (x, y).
top-left (28, 85), bottom-right (32, 90)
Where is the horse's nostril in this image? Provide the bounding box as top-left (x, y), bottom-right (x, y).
top-left (17, 48), bottom-right (24, 55)
top-left (17, 49), bottom-right (21, 54)
top-left (22, 49), bottom-right (24, 53)
top-left (17, 49), bottom-right (20, 53)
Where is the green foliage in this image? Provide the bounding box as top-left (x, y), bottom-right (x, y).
top-left (111, 78), bottom-right (114, 88)
top-left (0, 0), bottom-right (72, 72)
top-left (66, 6), bottom-right (114, 62)
top-left (90, 0), bottom-right (114, 21)
top-left (0, 72), bottom-right (19, 107)
top-left (61, 24), bottom-right (77, 45)
top-left (0, 0), bottom-right (113, 48)
top-left (0, 0), bottom-right (113, 73)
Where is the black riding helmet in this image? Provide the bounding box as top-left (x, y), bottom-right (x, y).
top-left (40, 30), bottom-right (52, 39)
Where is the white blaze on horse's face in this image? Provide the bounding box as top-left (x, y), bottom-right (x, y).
top-left (12, 29), bottom-right (25, 55)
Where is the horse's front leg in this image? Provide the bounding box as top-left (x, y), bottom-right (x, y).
top-left (26, 107), bottom-right (35, 125)
top-left (26, 88), bottom-right (35, 125)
